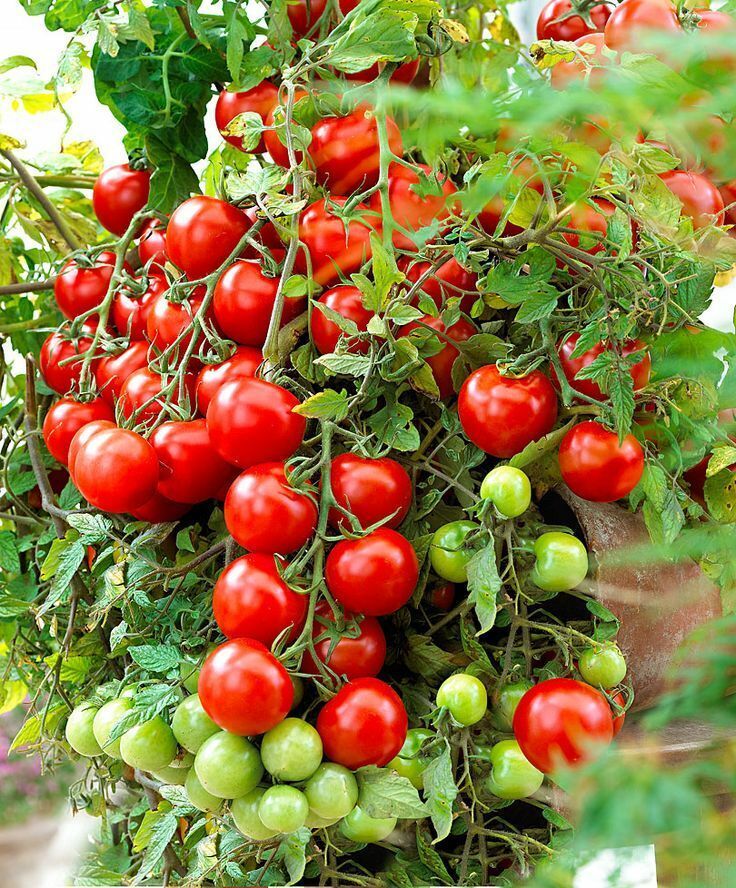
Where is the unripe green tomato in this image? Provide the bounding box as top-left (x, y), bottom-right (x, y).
top-left (579, 645), bottom-right (627, 689)
top-left (120, 716), bottom-right (177, 772)
top-left (305, 809), bottom-right (341, 828)
top-left (261, 717), bottom-right (323, 782)
top-left (340, 805), bottom-right (397, 843)
top-left (194, 732), bottom-right (263, 799)
top-left (92, 698), bottom-right (133, 759)
top-left (480, 466), bottom-right (532, 518)
top-left (437, 674), bottom-right (488, 726)
top-left (304, 763), bottom-right (358, 820)
top-left (258, 785), bottom-right (309, 833)
top-left (150, 763), bottom-right (188, 786)
top-left (185, 768), bottom-right (223, 813)
top-left (531, 531), bottom-right (588, 593)
top-left (170, 749), bottom-right (195, 769)
top-left (172, 694), bottom-right (220, 754)
top-left (486, 739), bottom-right (544, 800)
top-left (490, 680), bottom-right (533, 732)
top-left (231, 787), bottom-right (278, 840)
top-left (387, 728), bottom-right (433, 789)
top-left (180, 660), bottom-right (201, 695)
top-left (430, 520), bottom-right (479, 583)
top-left (66, 704), bottom-right (102, 757)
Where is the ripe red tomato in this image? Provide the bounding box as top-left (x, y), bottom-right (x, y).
top-left (659, 170), bottom-right (725, 229)
top-left (550, 33), bottom-right (610, 88)
top-left (537, 0), bottom-right (610, 41)
top-left (213, 260), bottom-right (303, 347)
top-left (166, 196), bottom-right (251, 280)
top-left (561, 199), bottom-right (616, 255)
top-left (263, 88), bottom-right (310, 169)
top-left (71, 426), bottom-right (160, 513)
top-left (42, 397), bottom-right (114, 466)
top-left (558, 420), bottom-right (645, 502)
top-left (401, 256), bottom-right (478, 313)
top-left (430, 582), bottom-right (456, 610)
top-left (309, 110), bottom-right (402, 196)
top-left (112, 273), bottom-right (167, 340)
top-left (129, 491), bottom-right (190, 523)
top-left (206, 378), bottom-right (306, 469)
top-left (146, 285), bottom-right (211, 353)
top-left (719, 180), bottom-right (736, 227)
top-left (325, 528), bottom-right (418, 616)
top-left (213, 553), bottom-right (307, 644)
top-left (95, 342), bottom-right (150, 406)
top-left (54, 251), bottom-right (118, 320)
top-left (459, 365), bottom-right (558, 458)
top-left (310, 285), bottom-right (374, 355)
top-left (150, 419), bottom-right (235, 503)
top-left (92, 164), bottom-right (150, 237)
top-left (195, 347), bottom-right (262, 414)
top-left (399, 315), bottom-right (476, 400)
top-left (316, 677), bottom-right (407, 769)
top-left (119, 367), bottom-right (196, 424)
top-left (345, 59), bottom-right (420, 85)
top-left (296, 199), bottom-right (375, 287)
top-left (40, 326), bottom-right (96, 395)
top-left (199, 638), bottom-right (293, 735)
top-left (67, 419), bottom-right (115, 478)
top-left (215, 83), bottom-right (279, 153)
top-left (513, 678), bottom-right (614, 773)
top-left (137, 219), bottom-right (167, 270)
top-left (287, 0), bottom-right (327, 38)
top-left (328, 453), bottom-right (412, 531)
top-left (303, 601), bottom-right (386, 680)
top-left (556, 333), bottom-right (651, 401)
top-left (370, 164), bottom-right (455, 249)
top-left (603, 0), bottom-right (681, 52)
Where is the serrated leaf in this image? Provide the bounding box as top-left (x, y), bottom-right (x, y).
top-left (279, 828), bottom-right (311, 885)
top-left (510, 419), bottom-right (575, 469)
top-left (423, 741), bottom-right (458, 842)
top-left (706, 445), bottom-right (736, 477)
top-left (465, 545), bottom-right (499, 635)
top-left (135, 811), bottom-right (178, 883)
top-left (0, 531), bottom-right (20, 573)
top-left (314, 353), bottom-right (373, 376)
top-left (292, 389), bottom-right (350, 421)
top-left (129, 644), bottom-right (181, 674)
top-left (358, 766), bottom-right (428, 818)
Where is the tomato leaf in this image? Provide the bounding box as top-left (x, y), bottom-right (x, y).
top-left (357, 765), bottom-right (428, 818)
top-left (465, 544), bottom-right (500, 635)
top-left (423, 740), bottom-right (458, 842)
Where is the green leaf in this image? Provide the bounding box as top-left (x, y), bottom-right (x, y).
top-left (367, 232), bottom-right (404, 312)
top-left (0, 531), bottom-right (20, 574)
top-left (11, 705), bottom-right (66, 752)
top-left (136, 811), bottom-right (178, 883)
top-left (423, 741), bottom-right (458, 842)
top-left (416, 827), bottom-right (453, 884)
top-left (279, 828), bottom-right (311, 885)
top-left (66, 512), bottom-right (112, 543)
top-left (146, 135), bottom-right (199, 214)
top-left (292, 389), bottom-right (350, 421)
top-left (357, 766), bottom-right (428, 819)
top-left (705, 469), bottom-right (736, 524)
top-left (465, 545), bottom-right (500, 635)
top-left (706, 445), bottom-right (736, 477)
top-left (129, 644), bottom-right (181, 674)
top-left (0, 680), bottom-right (28, 715)
top-left (314, 353), bottom-right (373, 376)
top-left (510, 419), bottom-right (575, 469)
top-left (404, 634), bottom-right (457, 682)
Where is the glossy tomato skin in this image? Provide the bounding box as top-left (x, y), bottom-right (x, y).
top-left (328, 453), bottom-right (412, 531)
top-left (40, 328), bottom-right (96, 395)
top-left (42, 397), bottom-right (114, 466)
top-left (287, 0), bottom-right (327, 37)
top-left (556, 333), bottom-right (651, 401)
top-left (224, 462), bottom-right (317, 554)
top-left (166, 196), bottom-right (251, 280)
top-left (317, 677), bottom-right (407, 769)
top-left (304, 601), bottom-right (386, 680)
top-left (206, 378), bottom-right (306, 470)
top-left (72, 426), bottom-right (159, 513)
top-left (720, 180), bottom-right (736, 228)
top-left (215, 83), bottom-right (279, 153)
top-left (604, 0), bottom-right (681, 52)
top-left (195, 347), bottom-right (262, 414)
top-left (325, 528), bottom-right (419, 616)
top-left (296, 199), bottom-right (374, 287)
top-left (513, 678), bottom-right (614, 773)
top-left (138, 220), bottom-right (167, 270)
top-left (54, 251), bottom-right (118, 320)
top-left (112, 273), bottom-right (167, 340)
top-left (67, 420), bottom-right (116, 479)
top-left (459, 365), bottom-right (558, 458)
top-left (659, 170), bottom-right (725, 229)
top-left (129, 491), bottom-right (190, 522)
top-left (213, 260), bottom-right (303, 347)
top-left (92, 165), bottom-right (150, 237)
top-left (401, 256), bottom-right (478, 313)
top-left (310, 286), bottom-right (374, 355)
top-left (95, 341), bottom-right (150, 406)
top-left (145, 286), bottom-right (210, 353)
top-left (537, 0), bottom-right (610, 41)
top-left (371, 164), bottom-right (455, 249)
top-left (150, 419), bottom-right (235, 503)
top-left (559, 421), bottom-right (645, 502)
top-left (213, 553), bottom-right (307, 644)
top-left (198, 638), bottom-right (293, 736)
top-left (400, 315), bottom-right (476, 399)
top-left (550, 33), bottom-right (609, 88)
top-left (119, 367), bottom-right (196, 424)
top-left (561, 199), bottom-right (616, 255)
top-left (345, 58), bottom-right (420, 85)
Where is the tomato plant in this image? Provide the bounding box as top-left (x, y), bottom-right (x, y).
top-left (558, 420), bottom-right (645, 502)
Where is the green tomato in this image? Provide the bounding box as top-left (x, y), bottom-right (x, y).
top-left (170, 749), bottom-right (195, 769)
top-left (150, 763), bottom-right (188, 786)
top-left (261, 717), bottom-right (323, 782)
top-left (437, 673), bottom-right (487, 726)
top-left (65, 704), bottom-right (102, 757)
top-left (480, 466), bottom-right (531, 519)
top-left (531, 532), bottom-right (588, 593)
top-left (387, 728), bottom-right (432, 790)
top-left (172, 694), bottom-right (220, 754)
top-left (579, 645), bottom-right (627, 689)
top-left (120, 716), bottom-right (177, 772)
top-left (231, 788), bottom-right (278, 840)
top-left (258, 785), bottom-right (309, 833)
top-left (486, 740), bottom-right (544, 800)
top-left (185, 768), bottom-right (223, 813)
top-left (305, 809), bottom-right (341, 829)
top-left (194, 732), bottom-right (263, 799)
top-left (429, 520), bottom-right (479, 583)
top-left (92, 698), bottom-right (133, 759)
top-left (304, 763), bottom-right (358, 821)
top-left (340, 805), bottom-right (397, 843)
top-left (490, 680), bottom-right (533, 732)
top-left (180, 660), bottom-right (201, 695)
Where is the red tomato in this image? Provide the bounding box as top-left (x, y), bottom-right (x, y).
top-left (513, 678), bottom-right (614, 773)
top-left (401, 256), bottom-right (478, 313)
top-left (551, 33), bottom-right (610, 89)
top-left (198, 638), bottom-right (293, 735)
top-left (145, 285), bottom-right (212, 353)
top-left (166, 196), bottom-right (251, 280)
top-left (213, 553), bottom-right (307, 644)
top-left (287, 0), bottom-right (327, 38)
top-left (92, 164), bottom-right (150, 237)
top-left (215, 84), bottom-right (279, 154)
top-left (309, 110), bottom-right (402, 197)
top-left (42, 397), bottom-right (114, 466)
top-left (328, 453), bottom-right (412, 531)
top-left (459, 365), bottom-right (558, 458)
top-left (54, 251), bottom-right (118, 320)
top-left (150, 419), bottom-right (235, 504)
top-left (371, 164), bottom-right (455, 249)
top-left (603, 0), bottom-right (681, 52)
top-left (719, 180), bottom-right (736, 227)
top-left (325, 528), bottom-right (418, 616)
top-left (39, 327), bottom-right (96, 395)
top-left (129, 491), bottom-right (190, 523)
top-left (296, 199), bottom-right (375, 287)
top-left (206, 378), bottom-right (306, 469)
top-left (537, 0), bottom-right (610, 41)
top-left (72, 426), bottom-right (159, 513)
top-left (263, 88), bottom-right (310, 169)
top-left (310, 285), bottom-right (374, 355)
top-left (430, 582), bottom-right (456, 610)
top-left (611, 690), bottom-right (627, 736)
top-left (659, 170), bottom-right (725, 229)
top-left (95, 342), bottom-right (150, 406)
top-left (213, 260), bottom-right (303, 347)
top-left (558, 420), bottom-right (645, 502)
top-left (556, 333), bottom-right (651, 401)
top-left (345, 59), bottom-right (420, 85)
top-left (561, 199), bottom-right (616, 256)
top-left (67, 419), bottom-right (115, 479)
top-left (399, 315), bottom-right (476, 400)
top-left (195, 347), bottom-right (262, 414)
top-left (119, 367), bottom-right (196, 424)
top-left (317, 677), bottom-right (407, 769)
top-left (138, 219), bottom-right (167, 270)
top-left (112, 273), bottom-right (167, 340)
top-left (303, 601), bottom-right (386, 679)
